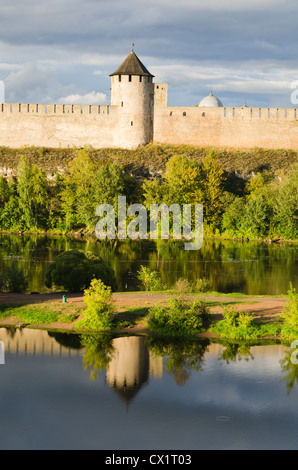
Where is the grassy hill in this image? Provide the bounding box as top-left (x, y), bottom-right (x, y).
top-left (1, 143), bottom-right (297, 181)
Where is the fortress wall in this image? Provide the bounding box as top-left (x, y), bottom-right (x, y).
top-left (153, 105), bottom-right (298, 150)
top-left (0, 103), bottom-right (122, 148)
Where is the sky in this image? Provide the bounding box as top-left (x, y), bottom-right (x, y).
top-left (0, 0), bottom-right (298, 108)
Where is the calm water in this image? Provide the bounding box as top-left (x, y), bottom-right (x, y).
top-left (0, 233), bottom-right (297, 295)
top-left (0, 327), bottom-right (297, 450)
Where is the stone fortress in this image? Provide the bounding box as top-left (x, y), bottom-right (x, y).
top-left (1, 48), bottom-right (298, 150)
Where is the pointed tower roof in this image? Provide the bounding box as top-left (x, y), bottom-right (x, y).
top-left (110, 51), bottom-right (154, 77)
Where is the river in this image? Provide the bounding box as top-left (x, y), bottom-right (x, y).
top-left (0, 327), bottom-right (297, 450)
top-left (0, 233), bottom-right (297, 295)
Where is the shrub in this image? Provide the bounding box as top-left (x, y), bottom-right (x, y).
top-left (137, 265), bottom-right (162, 291)
top-left (192, 278), bottom-right (210, 293)
top-left (45, 249), bottom-right (117, 292)
top-left (147, 298), bottom-right (209, 336)
top-left (75, 279), bottom-right (115, 331)
top-left (173, 277), bottom-right (192, 295)
top-left (210, 307), bottom-right (258, 340)
top-left (280, 284), bottom-right (298, 339)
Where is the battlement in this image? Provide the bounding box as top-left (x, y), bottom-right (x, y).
top-left (0, 102), bottom-right (114, 116)
top-left (0, 48), bottom-right (298, 151)
top-left (154, 103), bottom-right (298, 150)
top-left (163, 105), bottom-right (298, 121)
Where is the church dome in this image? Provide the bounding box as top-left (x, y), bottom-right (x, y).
top-left (198, 91), bottom-right (223, 107)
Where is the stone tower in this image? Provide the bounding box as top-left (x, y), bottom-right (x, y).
top-left (110, 49), bottom-right (154, 148)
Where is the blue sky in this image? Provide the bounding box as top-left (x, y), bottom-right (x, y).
top-left (0, 0), bottom-right (298, 108)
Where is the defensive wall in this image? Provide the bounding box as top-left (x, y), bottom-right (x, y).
top-left (0, 102), bottom-right (121, 149)
top-left (0, 81), bottom-right (298, 150)
top-left (153, 83), bottom-right (298, 150)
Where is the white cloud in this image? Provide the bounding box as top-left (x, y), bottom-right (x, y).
top-left (58, 91), bottom-right (108, 105)
top-left (0, 0), bottom-right (297, 108)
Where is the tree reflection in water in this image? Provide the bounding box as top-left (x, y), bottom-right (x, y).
top-left (280, 347), bottom-right (298, 394)
top-left (1, 233), bottom-right (298, 295)
top-left (145, 336), bottom-right (209, 386)
top-left (80, 333), bottom-right (115, 381)
top-left (217, 341), bottom-right (254, 364)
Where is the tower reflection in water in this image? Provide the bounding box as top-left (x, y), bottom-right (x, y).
top-left (105, 336), bottom-right (163, 408)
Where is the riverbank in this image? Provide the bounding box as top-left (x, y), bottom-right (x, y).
top-left (1, 229), bottom-right (297, 245)
top-left (0, 290), bottom-right (287, 339)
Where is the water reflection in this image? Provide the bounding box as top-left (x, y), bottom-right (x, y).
top-left (1, 327), bottom-right (298, 401)
top-left (0, 233), bottom-right (297, 295)
top-left (280, 349), bottom-right (298, 394)
top-left (146, 336), bottom-right (209, 385)
top-left (1, 327), bottom-right (298, 449)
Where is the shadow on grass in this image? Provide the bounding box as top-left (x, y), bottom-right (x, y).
top-left (114, 306), bottom-right (150, 329)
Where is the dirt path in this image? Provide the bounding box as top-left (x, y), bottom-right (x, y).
top-left (0, 291), bottom-right (287, 324)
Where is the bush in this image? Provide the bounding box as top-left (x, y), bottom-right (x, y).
top-left (173, 277), bottom-right (192, 295)
top-left (137, 265), bottom-right (162, 291)
top-left (0, 260), bottom-right (28, 293)
top-left (192, 278), bottom-right (210, 293)
top-left (45, 249), bottom-right (117, 292)
top-left (75, 279), bottom-right (115, 331)
top-left (147, 298), bottom-right (209, 336)
top-left (280, 285), bottom-right (298, 339)
top-left (210, 307), bottom-right (258, 340)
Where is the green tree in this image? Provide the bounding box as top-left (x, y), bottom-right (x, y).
top-left (272, 165), bottom-right (298, 239)
top-left (17, 155), bottom-right (49, 229)
top-left (60, 148), bottom-right (96, 230)
top-left (0, 260), bottom-right (28, 293)
top-left (163, 155), bottom-right (204, 205)
top-left (75, 279), bottom-right (115, 331)
top-left (45, 249), bottom-right (117, 292)
top-left (0, 178), bottom-right (23, 230)
top-left (0, 177), bottom-right (10, 207)
top-left (200, 151), bottom-right (224, 229)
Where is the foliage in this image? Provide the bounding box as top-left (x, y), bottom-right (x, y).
top-left (0, 146), bottom-right (297, 241)
top-left (137, 265), bottom-right (163, 291)
top-left (192, 277), bottom-right (210, 293)
top-left (17, 155), bottom-right (49, 229)
top-left (280, 348), bottom-right (298, 394)
top-left (210, 307), bottom-right (259, 340)
top-left (75, 279), bottom-right (115, 331)
top-left (80, 333), bottom-right (115, 381)
top-left (210, 306), bottom-right (283, 340)
top-left (60, 148), bottom-right (137, 230)
top-left (271, 165), bottom-right (298, 240)
top-left (280, 285), bottom-right (298, 340)
top-left (173, 277), bottom-right (192, 295)
top-left (45, 249), bottom-right (117, 292)
top-left (146, 298), bottom-right (209, 336)
top-left (0, 260), bottom-right (28, 293)
top-left (146, 335), bottom-right (208, 385)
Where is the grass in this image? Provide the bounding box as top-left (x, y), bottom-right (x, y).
top-left (0, 288), bottom-right (288, 338)
top-left (0, 301), bottom-right (81, 325)
top-left (114, 306), bottom-right (150, 329)
top-left (1, 143), bottom-right (298, 180)
top-left (209, 306), bottom-right (284, 340)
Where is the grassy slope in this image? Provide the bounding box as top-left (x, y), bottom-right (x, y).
top-left (1, 143), bottom-right (298, 180)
